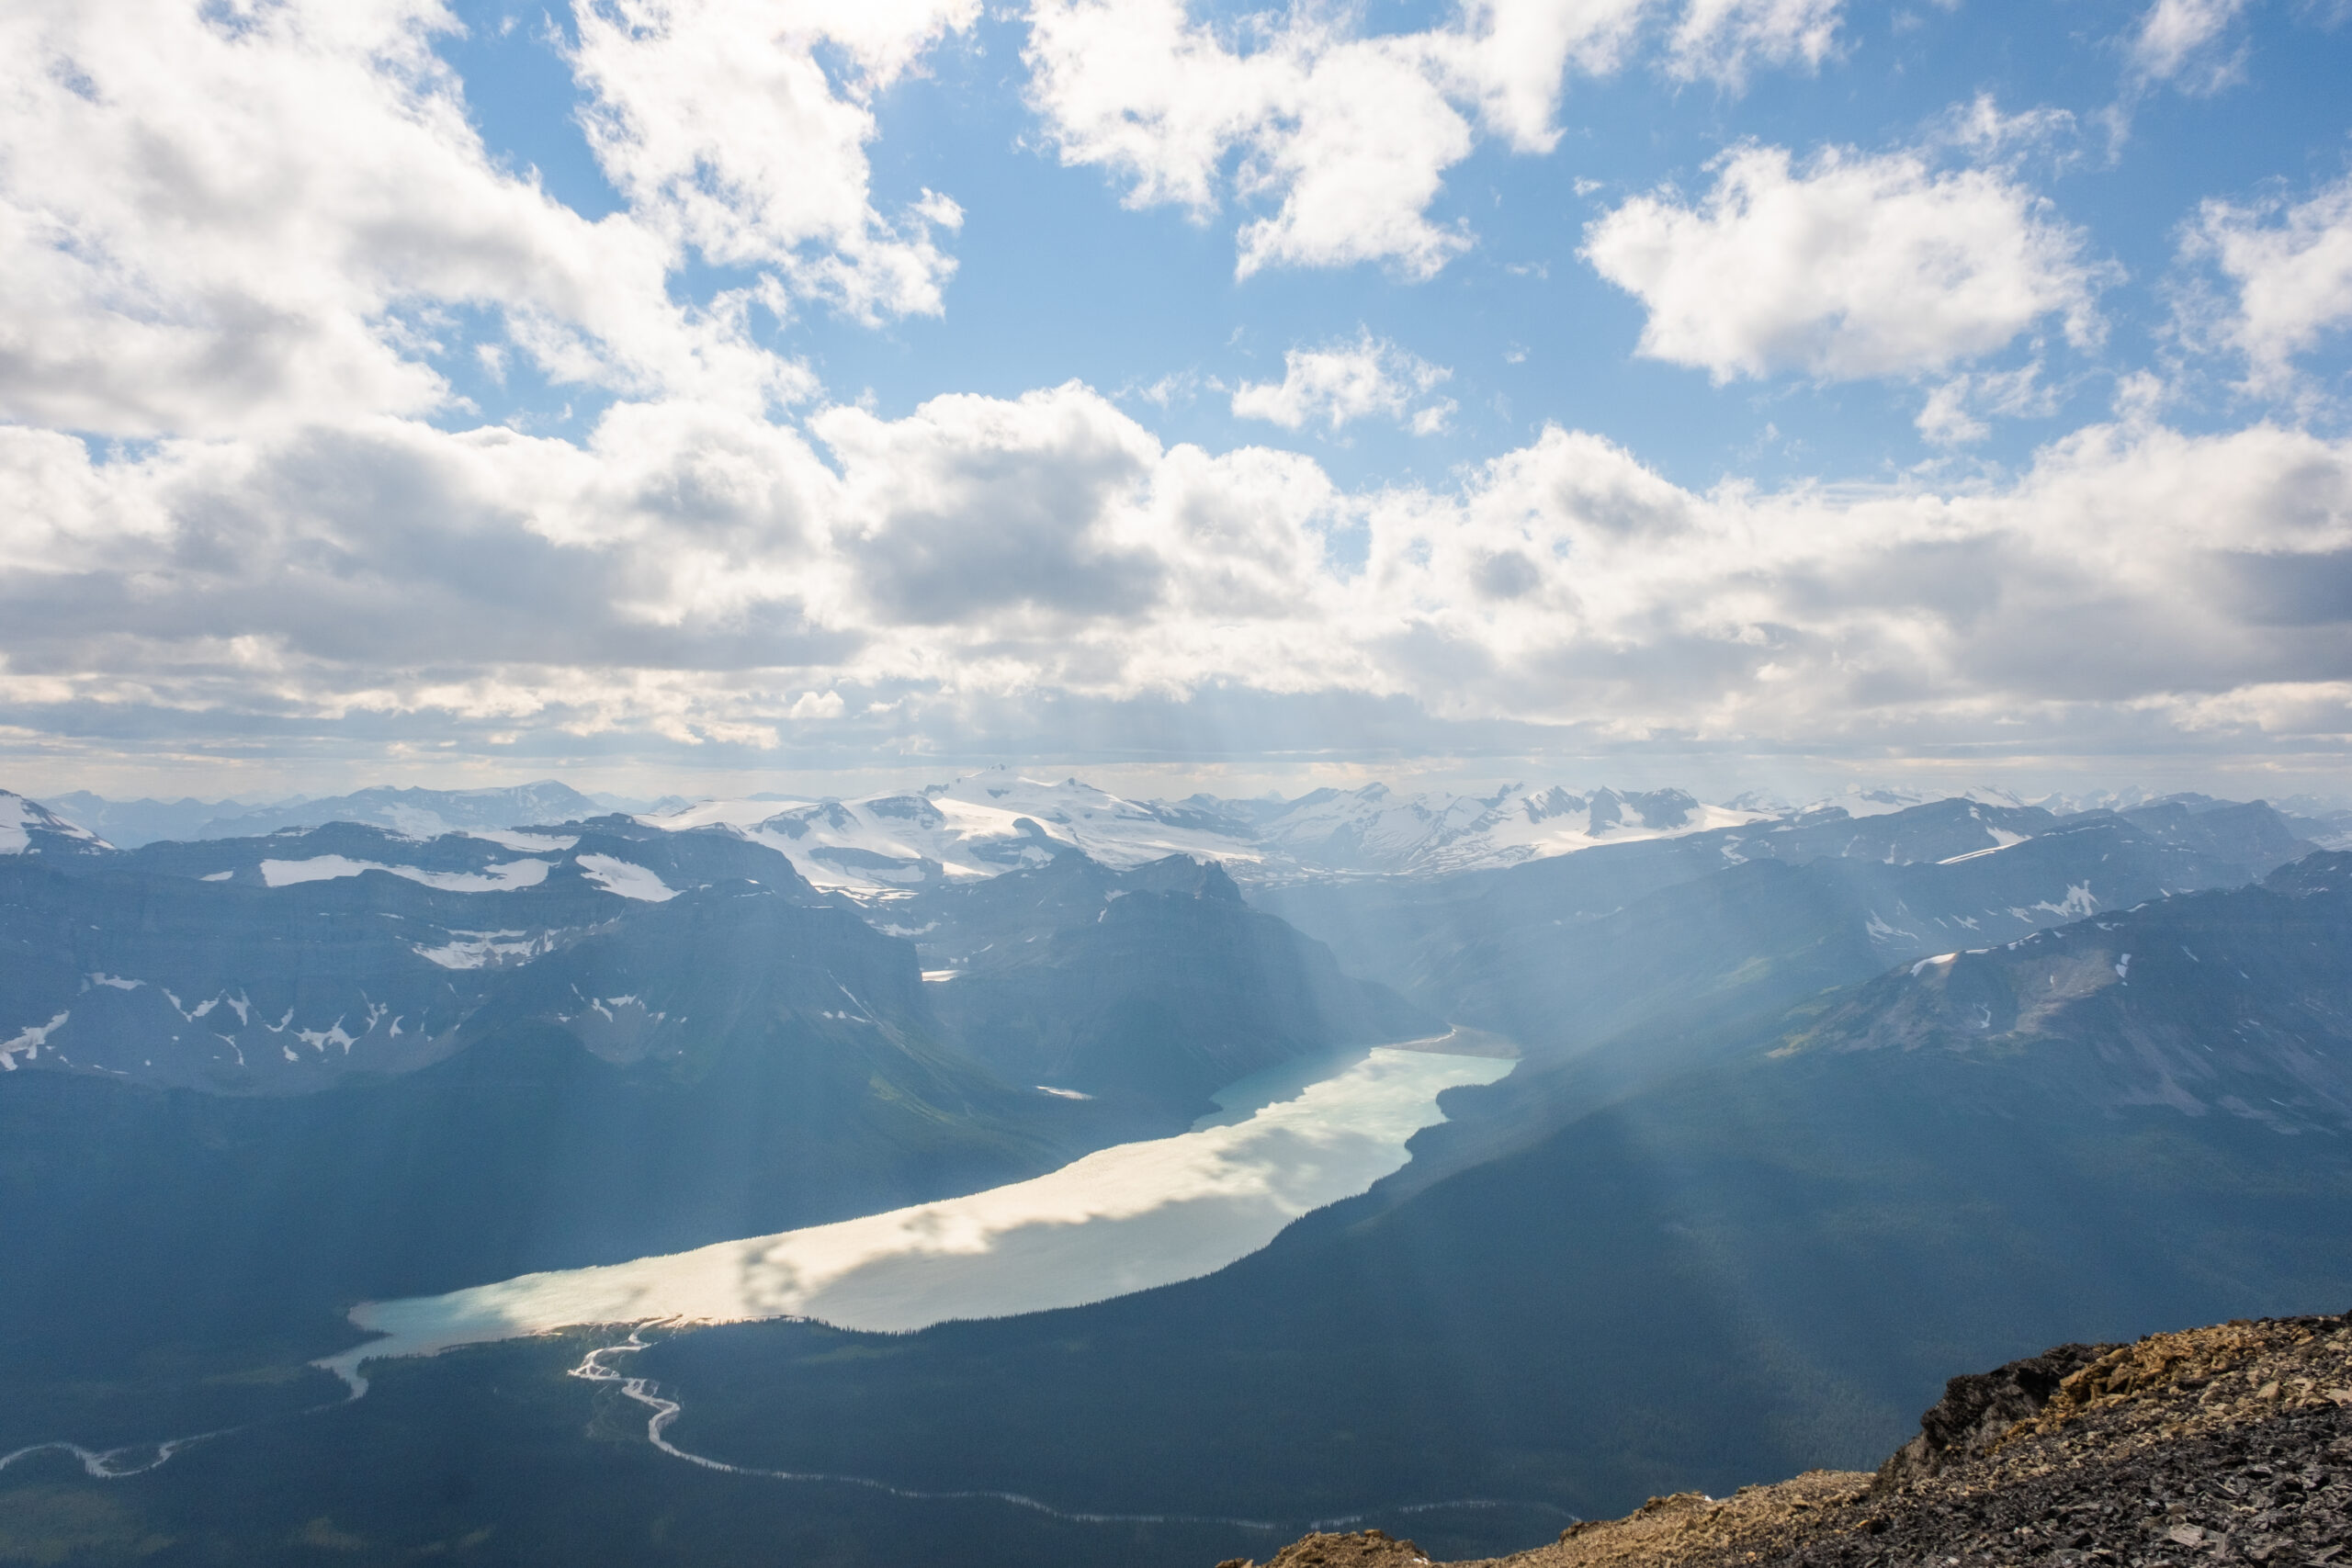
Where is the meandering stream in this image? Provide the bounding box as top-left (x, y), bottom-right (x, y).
top-left (9, 1039), bottom-right (1532, 1534)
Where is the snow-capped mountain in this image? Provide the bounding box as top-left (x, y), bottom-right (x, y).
top-left (1242, 782), bottom-right (1767, 877)
top-left (639, 770), bottom-right (1775, 896)
top-left (0, 788), bottom-right (113, 857)
top-left (1792, 784), bottom-right (2038, 818)
top-left (0, 814), bottom-right (831, 1090)
top-left (43, 769), bottom-right (2323, 900)
top-left (642, 769), bottom-right (1272, 896)
top-left (35, 781), bottom-right (612, 847)
top-left (179, 781), bottom-right (609, 841)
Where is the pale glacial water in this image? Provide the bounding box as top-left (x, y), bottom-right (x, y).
top-left (322, 1042), bottom-right (1515, 1388)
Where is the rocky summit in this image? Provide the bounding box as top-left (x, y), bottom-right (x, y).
top-left (1220, 1313), bottom-right (2352, 1568)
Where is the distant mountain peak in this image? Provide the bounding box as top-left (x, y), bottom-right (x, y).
top-left (31, 780), bottom-right (613, 847)
top-left (0, 788), bottom-right (113, 855)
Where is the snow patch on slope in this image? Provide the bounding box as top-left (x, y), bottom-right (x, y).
top-left (258, 855), bottom-right (552, 892)
top-left (411, 930), bottom-right (568, 969)
top-left (1938, 828), bottom-right (2031, 864)
top-left (467, 828), bottom-right (581, 852)
top-left (0, 1013), bottom-right (68, 1069)
top-left (576, 854), bottom-right (677, 902)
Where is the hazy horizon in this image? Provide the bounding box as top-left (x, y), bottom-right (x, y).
top-left (19, 757), bottom-right (2352, 818)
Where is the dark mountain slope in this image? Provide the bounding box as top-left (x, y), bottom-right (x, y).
top-left (1255, 805), bottom-right (2280, 1052)
top-left (0, 829), bottom-right (1442, 1416)
top-left (0, 814), bottom-right (836, 1090)
top-left (1774, 849), bottom-right (2352, 1133)
top-left (1374, 826), bottom-right (2343, 1204)
top-left (904, 852), bottom-right (1439, 1122)
top-left (1374, 811), bottom-right (2251, 1078)
top-left (0, 863), bottom-right (1106, 1382)
top-left (625, 858), bottom-right (2352, 1557)
top-left (1250, 798), bottom-right (2067, 1003)
top-left (2119, 795), bottom-right (2319, 873)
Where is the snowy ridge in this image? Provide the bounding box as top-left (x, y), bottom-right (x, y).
top-left (175, 781), bottom-right (605, 844)
top-left (639, 770), bottom-right (1776, 895)
top-left (644, 769), bottom-right (1275, 897)
top-left (32, 772), bottom-right (2277, 905)
top-left (30, 781), bottom-right (617, 848)
top-left (1794, 784), bottom-right (2035, 818)
top-left (0, 794), bottom-right (31, 855)
top-left (1245, 783), bottom-right (1766, 876)
top-left (0, 814), bottom-right (814, 1092)
top-left (0, 789), bottom-right (112, 856)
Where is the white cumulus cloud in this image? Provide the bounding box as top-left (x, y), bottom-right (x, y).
top-left (1022, 0), bottom-right (1648, 280)
top-left (0, 0), bottom-right (974, 440)
top-left (2181, 174), bottom-right (2352, 396)
top-left (6, 381), bottom-right (2352, 764)
top-left (1583, 142), bottom-right (2110, 383)
top-left (817, 385), bottom-right (1167, 629)
top-left (570, 0), bottom-right (977, 324)
top-left (1230, 332), bottom-right (1456, 434)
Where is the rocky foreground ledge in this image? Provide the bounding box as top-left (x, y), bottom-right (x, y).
top-left (1220, 1313), bottom-right (2352, 1568)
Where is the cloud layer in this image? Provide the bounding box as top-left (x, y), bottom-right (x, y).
top-left (0, 0), bottom-right (977, 439)
top-left (0, 0), bottom-right (2345, 784)
top-left (7, 383), bottom-right (2349, 761)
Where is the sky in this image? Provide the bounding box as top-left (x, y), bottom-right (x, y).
top-left (2, 0), bottom-right (2350, 805)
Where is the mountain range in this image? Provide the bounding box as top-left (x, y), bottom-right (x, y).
top-left (3, 774), bottom-right (2349, 1566)
top-left (0, 789), bottom-right (1433, 1417)
top-left (605, 847), bottom-right (2352, 1560)
top-left (40, 767), bottom-right (2352, 893)
top-left (29, 781), bottom-right (675, 848)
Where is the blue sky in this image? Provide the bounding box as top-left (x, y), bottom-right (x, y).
top-left (429, 0), bottom-right (2352, 489)
top-left (1, 0), bottom-right (2348, 802)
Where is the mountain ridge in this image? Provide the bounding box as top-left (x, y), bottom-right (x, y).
top-left (28, 774), bottom-right (2342, 898)
top-left (1220, 1310), bottom-right (2352, 1568)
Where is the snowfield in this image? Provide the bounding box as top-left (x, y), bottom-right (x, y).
top-left (257, 855), bottom-right (553, 893)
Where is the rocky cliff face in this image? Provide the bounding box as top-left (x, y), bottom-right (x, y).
top-left (1224, 1312), bottom-right (2352, 1568)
